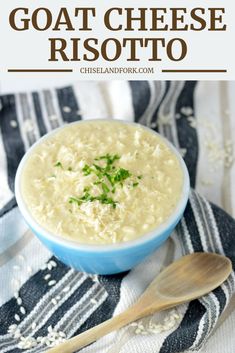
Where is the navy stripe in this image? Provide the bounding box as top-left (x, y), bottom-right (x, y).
top-left (175, 81), bottom-right (198, 187)
top-left (0, 95), bottom-right (25, 192)
top-left (34, 277), bottom-right (94, 338)
top-left (0, 257), bottom-right (69, 335)
top-left (76, 272), bottom-right (127, 335)
top-left (32, 92), bottom-right (47, 136)
top-left (0, 198), bottom-right (16, 218)
top-left (56, 87), bottom-right (81, 123)
top-left (212, 286), bottom-right (227, 314)
top-left (129, 81), bottom-right (151, 122)
top-left (210, 203), bottom-right (235, 269)
top-left (160, 300), bottom-right (206, 353)
top-left (182, 198), bottom-right (204, 252)
top-left (150, 81), bottom-right (170, 132)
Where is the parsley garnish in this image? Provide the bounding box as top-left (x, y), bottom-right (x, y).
top-left (82, 164), bottom-right (92, 176)
top-left (102, 183), bottom-right (110, 194)
top-left (54, 161), bottom-right (63, 168)
top-left (69, 192), bottom-right (117, 209)
top-left (95, 153), bottom-right (120, 165)
top-left (113, 168), bottom-right (131, 183)
top-left (69, 197), bottom-right (82, 206)
top-left (69, 153), bottom-right (141, 210)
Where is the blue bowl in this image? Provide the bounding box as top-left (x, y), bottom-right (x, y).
top-left (15, 120), bottom-right (190, 275)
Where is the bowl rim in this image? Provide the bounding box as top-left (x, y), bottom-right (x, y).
top-left (15, 119), bottom-right (190, 253)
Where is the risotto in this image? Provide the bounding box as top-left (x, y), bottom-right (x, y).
top-left (21, 120), bottom-right (183, 244)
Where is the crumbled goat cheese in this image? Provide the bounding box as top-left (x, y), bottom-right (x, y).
top-left (181, 106), bottom-right (193, 116)
top-left (187, 116), bottom-right (197, 129)
top-left (131, 309), bottom-right (182, 336)
top-left (63, 106), bottom-right (72, 113)
top-left (10, 120), bottom-right (18, 128)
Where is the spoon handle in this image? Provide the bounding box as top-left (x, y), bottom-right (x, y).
top-left (46, 306), bottom-right (143, 353)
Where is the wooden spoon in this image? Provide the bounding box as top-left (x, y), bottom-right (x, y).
top-left (47, 253), bottom-right (232, 353)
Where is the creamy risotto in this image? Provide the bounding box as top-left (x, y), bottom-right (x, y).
top-left (21, 121), bottom-right (183, 244)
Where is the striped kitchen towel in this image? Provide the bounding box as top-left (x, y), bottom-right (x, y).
top-left (0, 81), bottom-right (234, 353)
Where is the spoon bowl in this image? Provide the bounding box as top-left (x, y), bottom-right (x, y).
top-left (47, 253), bottom-right (232, 353)
top-left (136, 253), bottom-right (232, 315)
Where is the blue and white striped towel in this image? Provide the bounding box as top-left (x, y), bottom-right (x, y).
top-left (0, 81), bottom-right (234, 353)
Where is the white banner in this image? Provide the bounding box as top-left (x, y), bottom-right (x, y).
top-left (0, 0), bottom-right (234, 80)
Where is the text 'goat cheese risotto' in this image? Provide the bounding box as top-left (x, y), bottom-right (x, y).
top-left (21, 121), bottom-right (183, 245)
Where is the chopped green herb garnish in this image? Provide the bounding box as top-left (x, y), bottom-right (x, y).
top-left (137, 175), bottom-right (143, 179)
top-left (93, 164), bottom-right (103, 172)
top-left (94, 181), bottom-right (101, 185)
top-left (80, 192), bottom-right (93, 202)
top-left (68, 167), bottom-right (73, 171)
top-left (94, 193), bottom-right (117, 208)
top-left (114, 168), bottom-right (131, 183)
top-left (102, 183), bottom-right (110, 194)
top-left (69, 153), bottom-right (140, 210)
top-left (133, 182), bottom-right (139, 187)
top-left (105, 172), bottom-right (115, 186)
top-left (69, 192), bottom-right (117, 209)
top-left (69, 197), bottom-right (82, 206)
top-left (82, 164), bottom-right (92, 176)
top-left (95, 153), bottom-right (120, 165)
top-left (54, 161), bottom-right (63, 168)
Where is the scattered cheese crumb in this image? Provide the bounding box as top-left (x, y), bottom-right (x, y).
top-left (50, 260), bottom-right (57, 267)
top-left (20, 307), bottom-right (26, 315)
top-left (23, 119), bottom-right (34, 132)
top-left (131, 309), bottom-right (182, 336)
top-left (48, 280), bottom-right (56, 287)
top-left (62, 286), bottom-right (70, 293)
top-left (90, 298), bottom-right (98, 304)
top-left (181, 106), bottom-right (193, 116)
top-left (51, 298), bottom-right (58, 306)
top-left (63, 106), bottom-right (72, 113)
top-left (10, 120), bottom-right (18, 128)
top-left (157, 115), bottom-right (172, 126)
top-left (179, 148), bottom-right (187, 157)
top-left (44, 274), bottom-right (51, 281)
top-left (8, 324), bottom-right (18, 333)
top-left (14, 314), bottom-right (21, 322)
top-left (17, 297), bottom-right (22, 305)
top-left (187, 116), bottom-right (197, 129)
